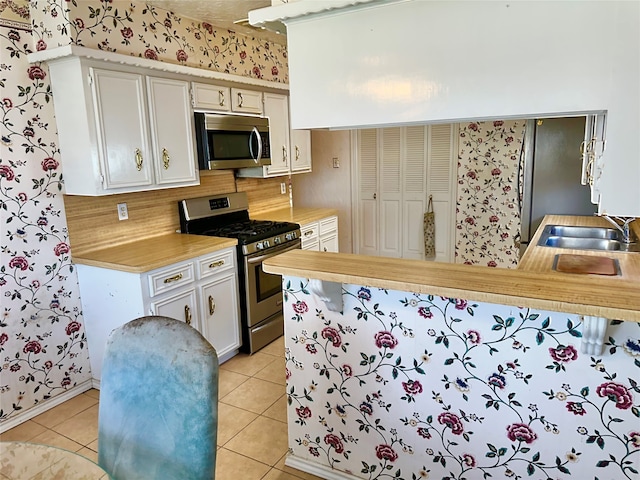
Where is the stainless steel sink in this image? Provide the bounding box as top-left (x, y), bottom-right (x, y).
top-left (537, 225), bottom-right (640, 252)
top-left (547, 225), bottom-right (620, 240)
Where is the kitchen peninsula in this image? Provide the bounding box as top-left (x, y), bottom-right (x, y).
top-left (263, 215), bottom-right (640, 480)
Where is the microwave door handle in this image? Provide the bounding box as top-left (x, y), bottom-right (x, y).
top-left (248, 127), bottom-right (262, 164)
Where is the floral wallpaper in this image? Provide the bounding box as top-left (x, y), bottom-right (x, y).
top-left (1, 7), bottom-right (91, 426)
top-left (1, 0), bottom-right (288, 429)
top-left (282, 277), bottom-right (640, 480)
top-left (456, 120), bottom-right (525, 268)
top-left (30, 0), bottom-right (288, 83)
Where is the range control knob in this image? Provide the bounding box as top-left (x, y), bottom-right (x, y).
top-left (256, 242), bottom-right (264, 250)
top-left (274, 236), bottom-right (282, 244)
top-left (263, 240), bottom-right (270, 248)
top-left (285, 232), bottom-right (297, 241)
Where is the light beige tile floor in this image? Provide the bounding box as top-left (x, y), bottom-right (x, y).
top-left (0, 336), bottom-right (322, 480)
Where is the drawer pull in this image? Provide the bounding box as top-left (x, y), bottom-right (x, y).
top-left (163, 273), bottom-right (183, 284)
top-left (237, 92), bottom-right (243, 107)
top-left (304, 230), bottom-right (314, 237)
top-left (219, 90), bottom-right (225, 106)
top-left (184, 305), bottom-right (192, 325)
top-left (208, 295), bottom-right (216, 316)
top-left (208, 259), bottom-right (225, 269)
top-left (295, 145), bottom-right (300, 161)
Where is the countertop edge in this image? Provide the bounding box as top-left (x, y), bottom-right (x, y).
top-left (72, 234), bottom-right (238, 274)
top-left (263, 249), bottom-right (640, 323)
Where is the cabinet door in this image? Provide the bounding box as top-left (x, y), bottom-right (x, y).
top-left (150, 288), bottom-right (198, 329)
top-left (90, 68), bottom-right (153, 189)
top-left (147, 77), bottom-right (198, 186)
top-left (264, 93), bottom-right (291, 176)
top-left (200, 273), bottom-right (241, 358)
top-left (290, 129), bottom-right (312, 173)
top-left (231, 88), bottom-right (263, 114)
top-left (192, 82), bottom-right (231, 111)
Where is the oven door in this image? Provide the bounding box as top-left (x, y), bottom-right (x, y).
top-left (244, 239), bottom-right (301, 328)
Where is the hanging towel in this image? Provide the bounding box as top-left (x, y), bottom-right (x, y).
top-left (423, 195), bottom-right (436, 258)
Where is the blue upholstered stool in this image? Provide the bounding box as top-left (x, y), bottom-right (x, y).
top-left (98, 316), bottom-right (218, 479)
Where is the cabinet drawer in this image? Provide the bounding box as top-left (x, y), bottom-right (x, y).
top-left (319, 216), bottom-right (338, 235)
top-left (148, 262), bottom-right (195, 297)
top-left (198, 249), bottom-right (235, 279)
top-left (300, 222), bottom-right (319, 247)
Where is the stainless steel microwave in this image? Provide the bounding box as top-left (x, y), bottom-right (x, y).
top-left (194, 112), bottom-right (271, 170)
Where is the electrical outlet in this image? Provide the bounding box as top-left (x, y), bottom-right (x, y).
top-left (280, 182), bottom-right (287, 194)
top-left (117, 203), bottom-right (128, 221)
top-left (332, 157), bottom-right (340, 168)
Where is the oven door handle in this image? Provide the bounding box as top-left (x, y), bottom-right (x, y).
top-left (246, 241), bottom-right (301, 265)
top-left (248, 126), bottom-right (262, 164)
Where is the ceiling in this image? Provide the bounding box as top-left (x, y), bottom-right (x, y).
top-left (144, 0), bottom-right (286, 44)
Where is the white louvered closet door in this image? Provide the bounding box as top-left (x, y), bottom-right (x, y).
top-left (402, 127), bottom-right (428, 259)
top-left (380, 128), bottom-right (402, 257)
top-left (357, 129), bottom-right (379, 256)
top-left (428, 124), bottom-right (457, 262)
top-left (355, 124), bottom-right (456, 261)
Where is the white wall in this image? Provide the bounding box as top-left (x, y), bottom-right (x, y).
top-left (284, 1), bottom-right (639, 217)
top-left (292, 130), bottom-right (353, 253)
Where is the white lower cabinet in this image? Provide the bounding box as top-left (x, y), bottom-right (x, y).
top-left (77, 247), bottom-right (240, 386)
top-left (300, 215), bottom-right (339, 252)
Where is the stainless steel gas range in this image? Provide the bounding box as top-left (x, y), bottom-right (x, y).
top-left (179, 192), bottom-right (300, 353)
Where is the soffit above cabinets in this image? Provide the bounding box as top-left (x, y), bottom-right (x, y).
top-left (144, 0), bottom-right (285, 44)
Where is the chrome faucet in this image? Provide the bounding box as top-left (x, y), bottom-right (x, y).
top-left (600, 215), bottom-right (636, 244)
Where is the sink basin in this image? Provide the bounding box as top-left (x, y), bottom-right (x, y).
top-left (544, 237), bottom-right (622, 250)
top-left (547, 225), bottom-right (620, 240)
top-left (537, 225), bottom-right (640, 252)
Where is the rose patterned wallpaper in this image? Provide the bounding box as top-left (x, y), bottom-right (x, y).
top-left (456, 120), bottom-right (525, 268)
top-left (282, 277), bottom-right (640, 480)
top-left (0, 0), bottom-right (288, 429)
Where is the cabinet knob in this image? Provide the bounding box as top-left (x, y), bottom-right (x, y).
top-left (282, 145), bottom-right (287, 162)
top-left (135, 148), bottom-right (143, 171)
top-left (184, 305), bottom-right (192, 325)
top-left (162, 148), bottom-right (170, 170)
top-left (295, 145), bottom-right (300, 161)
top-left (208, 295), bottom-right (216, 316)
top-left (373, 193), bottom-right (377, 199)
top-left (219, 90), bottom-right (225, 107)
top-left (237, 92), bottom-right (243, 107)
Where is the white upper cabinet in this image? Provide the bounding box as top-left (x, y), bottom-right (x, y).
top-left (191, 82), bottom-right (231, 111)
top-left (231, 87), bottom-right (263, 114)
top-left (146, 77), bottom-right (197, 185)
top-left (90, 69), bottom-right (154, 189)
top-left (192, 82), bottom-right (263, 115)
top-left (290, 128), bottom-right (312, 173)
top-left (46, 57), bottom-right (198, 195)
top-left (237, 93), bottom-right (312, 178)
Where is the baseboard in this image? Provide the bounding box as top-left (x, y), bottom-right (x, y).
top-left (0, 380), bottom-right (94, 434)
top-left (285, 454), bottom-right (358, 480)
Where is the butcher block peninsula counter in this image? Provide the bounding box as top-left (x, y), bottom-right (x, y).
top-left (72, 233), bottom-right (237, 273)
top-left (264, 215), bottom-right (640, 322)
top-left (263, 214), bottom-right (640, 480)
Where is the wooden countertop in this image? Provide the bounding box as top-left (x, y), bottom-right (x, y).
top-left (263, 215), bottom-right (640, 322)
top-left (72, 234), bottom-right (237, 273)
top-left (252, 207), bottom-right (339, 226)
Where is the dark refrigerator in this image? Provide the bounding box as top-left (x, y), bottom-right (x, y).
top-left (518, 117), bottom-right (597, 256)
